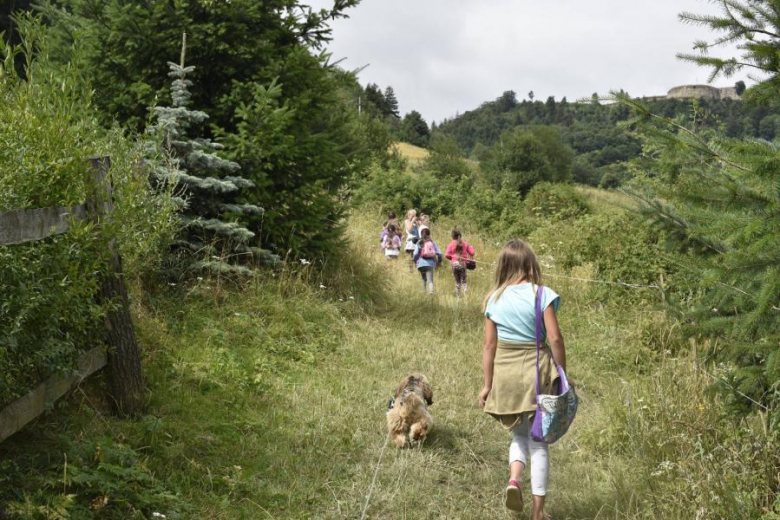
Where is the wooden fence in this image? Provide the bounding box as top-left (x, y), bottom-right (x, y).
top-left (0, 156), bottom-right (145, 443)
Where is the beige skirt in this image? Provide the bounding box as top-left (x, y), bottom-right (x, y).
top-left (483, 340), bottom-right (560, 430)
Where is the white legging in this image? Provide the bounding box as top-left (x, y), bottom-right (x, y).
top-left (509, 418), bottom-right (549, 496)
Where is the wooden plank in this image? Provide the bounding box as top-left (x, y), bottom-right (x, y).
top-left (0, 347), bottom-right (107, 443)
top-left (0, 204), bottom-right (87, 246)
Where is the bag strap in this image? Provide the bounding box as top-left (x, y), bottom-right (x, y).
top-left (535, 285), bottom-right (570, 396)
top-left (534, 284), bottom-right (544, 396)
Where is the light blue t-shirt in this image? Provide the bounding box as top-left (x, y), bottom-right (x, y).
top-left (485, 283), bottom-right (561, 343)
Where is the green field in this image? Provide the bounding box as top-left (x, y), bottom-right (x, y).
top-left (4, 203), bottom-right (770, 519)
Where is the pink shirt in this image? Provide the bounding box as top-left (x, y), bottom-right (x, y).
top-left (444, 240), bottom-right (475, 265)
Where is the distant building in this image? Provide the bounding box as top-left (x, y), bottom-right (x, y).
top-left (666, 84), bottom-right (739, 100)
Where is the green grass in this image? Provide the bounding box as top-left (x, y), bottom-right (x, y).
top-left (574, 186), bottom-right (636, 213)
top-left (1, 209), bottom-right (776, 519)
top-left (394, 142), bottom-right (429, 165)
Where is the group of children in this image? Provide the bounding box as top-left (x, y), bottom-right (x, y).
top-left (380, 210), bottom-right (476, 296)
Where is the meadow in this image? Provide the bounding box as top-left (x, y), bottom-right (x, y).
top-left (3, 193), bottom-right (774, 519)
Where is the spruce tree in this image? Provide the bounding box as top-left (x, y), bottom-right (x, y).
top-left (636, 0), bottom-right (780, 416)
top-left (149, 36), bottom-right (278, 274)
top-left (364, 83), bottom-right (387, 117)
top-left (618, 0), bottom-right (780, 414)
top-left (677, 0), bottom-right (780, 105)
top-left (39, 0), bottom-right (364, 259)
top-left (384, 86), bottom-right (400, 119)
top-left (399, 110), bottom-right (430, 148)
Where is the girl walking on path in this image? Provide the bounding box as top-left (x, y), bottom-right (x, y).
top-left (413, 227), bottom-right (442, 294)
top-left (382, 224), bottom-right (401, 260)
top-left (478, 240), bottom-right (567, 520)
top-left (403, 209), bottom-right (419, 268)
top-left (379, 211), bottom-right (400, 244)
top-left (444, 229), bottom-right (476, 297)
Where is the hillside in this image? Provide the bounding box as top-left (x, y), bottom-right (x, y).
top-left (394, 142), bottom-right (430, 164)
top-left (434, 90), bottom-right (780, 186)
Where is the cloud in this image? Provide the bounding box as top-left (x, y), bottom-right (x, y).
top-left (310, 0), bottom-right (745, 123)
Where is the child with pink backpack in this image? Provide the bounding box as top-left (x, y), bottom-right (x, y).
top-left (444, 228), bottom-right (476, 297)
top-left (413, 226), bottom-right (443, 293)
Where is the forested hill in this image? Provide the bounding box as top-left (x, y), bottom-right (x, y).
top-left (434, 90), bottom-right (780, 186)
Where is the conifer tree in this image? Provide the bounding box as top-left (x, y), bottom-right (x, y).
top-left (647, 0), bottom-right (780, 416)
top-left (149, 36), bottom-right (278, 274)
top-left (384, 86), bottom-right (400, 119)
top-left (364, 83), bottom-right (387, 117)
top-left (618, 0), bottom-right (780, 414)
top-left (677, 0), bottom-right (780, 104)
top-left (39, 0), bottom-right (363, 259)
top-left (399, 110), bottom-right (430, 148)
top-left (622, 99), bottom-right (779, 415)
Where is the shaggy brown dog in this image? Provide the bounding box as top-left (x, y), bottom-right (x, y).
top-left (386, 374), bottom-right (433, 448)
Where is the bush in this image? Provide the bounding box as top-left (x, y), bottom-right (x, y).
top-left (352, 162), bottom-right (468, 218)
top-left (531, 211), bottom-right (677, 302)
top-left (456, 185), bottom-right (531, 240)
top-left (0, 20), bottom-right (177, 407)
top-left (524, 182), bottom-right (590, 222)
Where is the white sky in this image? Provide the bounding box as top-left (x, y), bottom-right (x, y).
top-left (308, 0), bottom-right (746, 124)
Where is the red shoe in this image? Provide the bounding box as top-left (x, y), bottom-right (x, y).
top-left (505, 479), bottom-right (523, 511)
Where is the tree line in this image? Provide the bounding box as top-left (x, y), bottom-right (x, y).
top-left (431, 85), bottom-right (780, 188)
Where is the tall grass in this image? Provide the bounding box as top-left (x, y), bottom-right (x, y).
top-left (0, 208), bottom-right (776, 519)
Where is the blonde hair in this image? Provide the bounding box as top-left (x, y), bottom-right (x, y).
top-left (483, 240), bottom-right (542, 309)
top-left (405, 209), bottom-right (417, 220)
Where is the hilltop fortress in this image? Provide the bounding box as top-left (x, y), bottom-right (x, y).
top-left (644, 84), bottom-right (740, 102)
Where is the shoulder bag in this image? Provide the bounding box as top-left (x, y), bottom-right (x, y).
top-left (530, 285), bottom-right (578, 444)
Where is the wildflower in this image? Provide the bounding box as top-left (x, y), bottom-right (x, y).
top-left (168, 282), bottom-right (176, 286)
top-left (197, 276), bottom-right (203, 281)
top-left (319, 283), bottom-right (326, 289)
top-left (348, 296), bottom-right (355, 300)
top-left (152, 514), bottom-right (167, 519)
top-left (300, 259), bottom-right (311, 265)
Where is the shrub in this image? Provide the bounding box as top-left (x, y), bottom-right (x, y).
top-left (531, 212), bottom-right (678, 302)
top-left (0, 19), bottom-right (177, 407)
top-left (352, 162), bottom-right (471, 219)
top-left (456, 185), bottom-right (531, 240)
top-left (524, 182), bottom-right (590, 222)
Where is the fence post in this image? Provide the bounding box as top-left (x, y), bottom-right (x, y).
top-left (87, 156), bottom-right (146, 416)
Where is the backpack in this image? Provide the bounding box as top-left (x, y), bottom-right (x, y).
top-left (421, 240), bottom-right (436, 259)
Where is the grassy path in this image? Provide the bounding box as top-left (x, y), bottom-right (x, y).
top-left (0, 215), bottom-right (653, 519)
top-left (4, 208), bottom-right (773, 519)
top-left (245, 219), bottom-right (643, 519)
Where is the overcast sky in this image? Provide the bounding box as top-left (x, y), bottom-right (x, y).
top-left (307, 0), bottom-right (744, 124)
